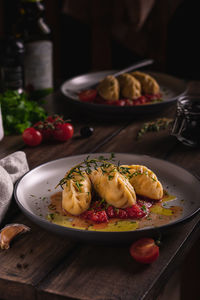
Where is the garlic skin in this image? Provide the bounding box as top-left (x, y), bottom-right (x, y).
top-left (0, 223), bottom-right (30, 250)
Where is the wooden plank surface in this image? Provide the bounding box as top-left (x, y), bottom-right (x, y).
top-left (36, 214), bottom-right (200, 300)
top-left (0, 100), bottom-right (129, 300)
top-left (0, 215), bottom-right (76, 300)
top-left (0, 91), bottom-right (199, 300)
top-left (34, 111), bottom-right (199, 300)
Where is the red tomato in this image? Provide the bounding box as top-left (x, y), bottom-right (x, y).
top-left (130, 238), bottom-right (159, 264)
top-left (22, 127), bottom-right (42, 147)
top-left (53, 123), bottom-right (74, 142)
top-left (46, 115), bottom-right (64, 123)
top-left (113, 100), bottom-right (126, 106)
top-left (79, 89), bottom-right (97, 102)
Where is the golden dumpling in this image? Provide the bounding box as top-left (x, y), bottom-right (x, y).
top-left (89, 166), bottom-right (136, 208)
top-left (120, 165), bottom-right (163, 200)
top-left (130, 71), bottom-right (160, 94)
top-left (97, 75), bottom-right (119, 101)
top-left (118, 73), bottom-right (141, 99)
top-left (62, 171), bottom-right (92, 216)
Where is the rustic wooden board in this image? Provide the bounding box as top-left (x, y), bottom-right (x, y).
top-left (36, 213), bottom-right (200, 300)
top-left (35, 116), bottom-right (200, 300)
top-left (0, 112), bottom-right (128, 300)
top-left (166, 142), bottom-right (200, 174)
top-left (0, 90), bottom-right (199, 300)
top-left (23, 121), bottom-right (128, 169)
top-left (93, 113), bottom-right (177, 160)
top-left (0, 214), bottom-right (76, 300)
top-left (0, 136), bottom-right (24, 159)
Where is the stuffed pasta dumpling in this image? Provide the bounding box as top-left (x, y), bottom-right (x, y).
top-left (118, 73), bottom-right (141, 99)
top-left (97, 75), bottom-right (119, 101)
top-left (120, 165), bottom-right (163, 200)
top-left (89, 166), bottom-right (136, 208)
top-left (130, 71), bottom-right (160, 95)
top-left (62, 171), bottom-right (92, 216)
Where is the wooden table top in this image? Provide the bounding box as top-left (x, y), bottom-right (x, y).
top-left (0, 90), bottom-right (199, 300)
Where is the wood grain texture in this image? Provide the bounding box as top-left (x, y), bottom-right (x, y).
top-left (36, 214), bottom-right (200, 300)
top-left (0, 136), bottom-right (24, 159)
top-left (23, 120), bottom-right (126, 169)
top-left (0, 214), bottom-right (76, 300)
top-left (95, 112), bottom-right (177, 159)
top-left (34, 112), bottom-right (200, 300)
top-left (0, 89), bottom-right (199, 300)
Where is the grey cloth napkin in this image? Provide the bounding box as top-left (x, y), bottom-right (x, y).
top-left (0, 151), bottom-right (29, 223)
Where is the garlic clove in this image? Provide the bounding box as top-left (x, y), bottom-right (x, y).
top-left (0, 223), bottom-right (30, 250)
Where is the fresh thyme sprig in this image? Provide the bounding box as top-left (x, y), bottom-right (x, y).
top-left (56, 153), bottom-right (116, 189)
top-left (56, 152), bottom-right (156, 190)
top-left (136, 118), bottom-right (173, 140)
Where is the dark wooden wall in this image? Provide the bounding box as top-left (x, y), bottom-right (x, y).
top-left (1, 0), bottom-right (200, 84)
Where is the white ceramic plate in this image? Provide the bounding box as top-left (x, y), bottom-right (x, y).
top-left (14, 153), bottom-right (200, 243)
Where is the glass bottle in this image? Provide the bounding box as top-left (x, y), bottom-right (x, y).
top-left (15, 0), bottom-right (53, 100)
top-left (0, 36), bottom-right (24, 93)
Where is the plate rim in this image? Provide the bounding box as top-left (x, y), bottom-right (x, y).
top-left (14, 153), bottom-right (200, 235)
top-left (60, 70), bottom-right (188, 108)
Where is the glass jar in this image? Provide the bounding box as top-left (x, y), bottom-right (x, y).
top-left (171, 95), bottom-right (200, 147)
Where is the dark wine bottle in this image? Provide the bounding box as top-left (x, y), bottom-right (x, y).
top-left (0, 36), bottom-right (24, 93)
top-left (15, 0), bottom-right (53, 99)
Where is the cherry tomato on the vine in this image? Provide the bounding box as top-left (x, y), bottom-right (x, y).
top-left (53, 123), bottom-right (74, 142)
top-left (22, 127), bottom-right (42, 147)
top-left (130, 238), bottom-right (159, 264)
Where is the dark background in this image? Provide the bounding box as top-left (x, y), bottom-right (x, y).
top-left (0, 0), bottom-right (199, 87)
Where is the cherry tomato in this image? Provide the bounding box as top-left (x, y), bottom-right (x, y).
top-left (22, 127), bottom-right (42, 147)
top-left (113, 100), bottom-right (126, 106)
top-left (79, 89), bottom-right (97, 102)
top-left (46, 115), bottom-right (64, 123)
top-left (53, 123), bottom-right (74, 142)
top-left (130, 238), bottom-right (159, 264)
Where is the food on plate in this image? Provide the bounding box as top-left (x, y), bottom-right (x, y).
top-left (62, 171), bottom-right (92, 215)
top-left (120, 165), bottom-right (163, 200)
top-left (97, 75), bottom-right (120, 101)
top-left (46, 154), bottom-right (182, 231)
top-left (129, 237), bottom-right (159, 264)
top-left (78, 70), bottom-right (162, 106)
top-left (117, 73), bottom-right (141, 99)
top-left (130, 71), bottom-right (160, 95)
top-left (0, 224), bottom-right (30, 250)
top-left (78, 89), bottom-right (97, 102)
top-left (89, 165), bottom-right (136, 208)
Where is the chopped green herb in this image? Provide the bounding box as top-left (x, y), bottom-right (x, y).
top-left (75, 181), bottom-right (83, 192)
top-left (47, 213), bottom-right (55, 220)
top-left (141, 205), bottom-right (147, 212)
top-left (136, 118), bottom-right (173, 140)
top-left (0, 90), bottom-right (46, 135)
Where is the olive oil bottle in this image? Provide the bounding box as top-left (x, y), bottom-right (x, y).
top-left (15, 0), bottom-right (53, 99)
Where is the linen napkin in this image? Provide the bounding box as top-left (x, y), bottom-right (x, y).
top-left (0, 151), bottom-right (29, 223)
